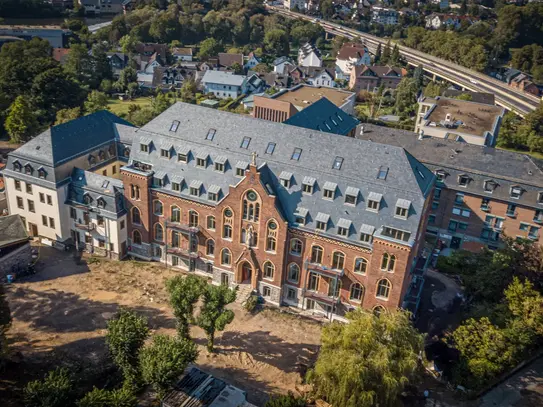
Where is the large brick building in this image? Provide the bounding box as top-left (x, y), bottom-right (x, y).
top-left (359, 125), bottom-right (543, 251)
top-left (121, 103), bottom-right (435, 319)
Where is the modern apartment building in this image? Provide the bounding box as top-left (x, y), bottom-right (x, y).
top-left (121, 102), bottom-right (435, 318)
top-left (359, 125), bottom-right (543, 251)
top-left (3, 111), bottom-right (137, 258)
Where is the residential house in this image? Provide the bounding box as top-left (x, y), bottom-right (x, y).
top-left (107, 52), bottom-right (128, 78)
top-left (371, 7), bottom-right (399, 25)
top-left (359, 124), bottom-right (543, 251)
top-left (137, 52), bottom-right (164, 88)
top-left (3, 111), bottom-right (137, 258)
top-left (0, 215), bottom-right (31, 279)
top-left (134, 43), bottom-right (168, 62)
top-left (335, 42), bottom-right (372, 81)
top-left (78, 0), bottom-right (124, 14)
top-left (218, 53), bottom-right (244, 69)
top-left (298, 43), bottom-right (323, 68)
top-left (273, 56), bottom-right (295, 75)
top-left (300, 67), bottom-right (336, 88)
top-left (244, 52), bottom-right (261, 70)
top-left (121, 101), bottom-right (434, 316)
top-left (171, 47), bottom-right (193, 62)
top-left (201, 70), bottom-right (247, 99)
top-left (244, 73), bottom-right (266, 94)
top-left (152, 66), bottom-right (197, 90)
top-left (415, 96), bottom-right (504, 147)
top-left (510, 74), bottom-right (540, 96)
top-left (284, 97), bottom-right (360, 137)
top-left (425, 13), bottom-right (478, 30)
top-left (349, 65), bottom-right (407, 93)
top-left (52, 48), bottom-right (70, 65)
top-left (284, 0), bottom-right (305, 10)
top-left (122, 0), bottom-right (133, 14)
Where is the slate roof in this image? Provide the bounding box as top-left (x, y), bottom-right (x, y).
top-left (298, 43), bottom-right (322, 60)
top-left (126, 102), bottom-right (434, 247)
top-left (67, 168), bottom-right (126, 218)
top-left (352, 65), bottom-right (407, 78)
top-left (201, 70), bottom-right (245, 87)
top-left (358, 124), bottom-right (543, 208)
top-left (284, 97), bottom-right (359, 136)
top-left (0, 215), bottom-right (29, 250)
top-left (273, 56), bottom-right (293, 66)
top-left (11, 111), bottom-right (135, 166)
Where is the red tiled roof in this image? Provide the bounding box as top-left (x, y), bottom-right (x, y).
top-left (52, 48), bottom-right (70, 62)
top-left (336, 42), bottom-right (368, 61)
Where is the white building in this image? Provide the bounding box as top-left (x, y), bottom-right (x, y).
top-left (335, 42), bottom-right (372, 81)
top-left (273, 56), bottom-right (295, 74)
top-left (284, 0), bottom-right (305, 10)
top-left (371, 7), bottom-right (399, 25)
top-left (3, 111), bottom-right (136, 258)
top-left (297, 43), bottom-right (323, 68)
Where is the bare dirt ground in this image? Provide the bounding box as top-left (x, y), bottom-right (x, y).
top-left (1, 244), bottom-right (322, 406)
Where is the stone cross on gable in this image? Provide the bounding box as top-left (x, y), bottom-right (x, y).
top-left (251, 151), bottom-right (258, 166)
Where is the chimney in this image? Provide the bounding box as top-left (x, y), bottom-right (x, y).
top-left (360, 125), bottom-right (365, 136)
top-left (418, 130), bottom-right (424, 140)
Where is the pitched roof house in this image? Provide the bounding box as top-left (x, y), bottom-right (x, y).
top-left (335, 42), bottom-right (372, 80)
top-left (297, 43), bottom-right (323, 68)
top-left (349, 65), bottom-right (407, 93)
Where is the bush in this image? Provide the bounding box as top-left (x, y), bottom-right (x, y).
top-left (244, 294), bottom-right (259, 313)
top-left (24, 367), bottom-right (73, 407)
top-left (265, 393), bottom-right (306, 407)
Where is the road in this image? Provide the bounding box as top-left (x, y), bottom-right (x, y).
top-left (268, 6), bottom-right (540, 117)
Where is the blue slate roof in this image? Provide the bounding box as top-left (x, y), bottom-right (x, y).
top-left (284, 97), bottom-right (360, 136)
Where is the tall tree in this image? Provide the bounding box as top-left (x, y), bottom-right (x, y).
top-left (197, 38), bottom-right (223, 59)
top-left (197, 285), bottom-right (237, 352)
top-left (381, 40), bottom-right (391, 64)
top-left (5, 95), bottom-right (39, 143)
top-left (390, 44), bottom-right (401, 65)
top-left (413, 64), bottom-right (424, 89)
top-left (139, 335), bottom-right (198, 399)
top-left (105, 309), bottom-right (149, 387)
top-left (307, 310), bottom-right (424, 407)
top-left (55, 107), bottom-right (81, 125)
top-left (77, 386), bottom-right (137, 407)
top-left (84, 91), bottom-right (109, 115)
top-left (115, 67), bottom-right (137, 93)
top-left (394, 77), bottom-right (419, 115)
top-left (0, 283), bottom-right (11, 365)
top-left (264, 29), bottom-right (289, 57)
top-left (374, 43), bottom-right (382, 64)
top-left (24, 368), bottom-right (74, 407)
top-left (166, 275), bottom-right (206, 339)
top-left (64, 43), bottom-right (97, 88)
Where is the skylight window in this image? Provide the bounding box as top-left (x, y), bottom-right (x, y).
top-left (241, 136), bottom-right (251, 149)
top-left (332, 157), bottom-right (344, 170)
top-left (291, 148), bottom-right (302, 161)
top-left (377, 166), bottom-right (388, 180)
top-left (206, 129), bottom-right (216, 140)
top-left (170, 120), bottom-right (180, 132)
top-left (266, 142), bottom-right (276, 155)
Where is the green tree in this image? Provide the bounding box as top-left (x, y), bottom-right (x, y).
top-left (126, 83), bottom-right (139, 99)
top-left (196, 284), bottom-right (237, 352)
top-left (265, 393), bottom-right (306, 407)
top-left (116, 67), bottom-right (137, 93)
top-left (423, 81), bottom-right (443, 97)
top-left (24, 368), bottom-right (73, 407)
top-left (105, 309), bottom-right (149, 386)
top-left (0, 283), bottom-right (11, 364)
top-left (119, 35), bottom-right (137, 55)
top-left (198, 38), bottom-right (222, 59)
top-left (166, 275), bottom-right (206, 339)
top-left (320, 0), bottom-right (334, 19)
top-left (381, 40), bottom-right (391, 64)
top-left (413, 64), bottom-right (424, 89)
top-left (64, 43), bottom-right (97, 88)
top-left (263, 29), bottom-right (289, 57)
top-left (374, 43), bottom-right (382, 64)
top-left (55, 107), bottom-right (81, 125)
top-left (151, 92), bottom-right (172, 116)
top-left (92, 44), bottom-right (113, 84)
top-left (139, 335), bottom-right (198, 399)
top-left (230, 62), bottom-right (244, 75)
top-left (77, 386), bottom-right (137, 407)
top-left (307, 309), bottom-right (424, 407)
top-left (390, 44), bottom-right (401, 65)
top-left (253, 63), bottom-right (270, 74)
top-left (84, 91), bottom-right (109, 115)
top-left (5, 95), bottom-right (39, 143)
top-left (394, 77), bottom-right (419, 116)
top-left (505, 277), bottom-right (543, 336)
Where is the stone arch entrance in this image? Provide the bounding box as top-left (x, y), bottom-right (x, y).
top-left (239, 261), bottom-right (252, 284)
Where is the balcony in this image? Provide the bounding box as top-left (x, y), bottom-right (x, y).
top-left (74, 222), bottom-right (95, 231)
top-left (166, 246), bottom-right (201, 259)
top-left (302, 289), bottom-right (341, 306)
top-left (165, 219), bottom-right (199, 234)
top-left (304, 260), bottom-right (344, 278)
top-left (480, 204), bottom-right (491, 212)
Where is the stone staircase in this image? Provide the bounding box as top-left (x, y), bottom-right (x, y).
top-left (235, 283), bottom-right (254, 305)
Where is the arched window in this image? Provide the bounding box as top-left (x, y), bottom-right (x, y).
top-left (221, 248), bottom-right (231, 266)
top-left (130, 185), bottom-right (140, 200)
top-left (373, 305), bottom-right (386, 317)
top-left (287, 263), bottom-right (300, 283)
top-left (289, 239), bottom-right (302, 256)
top-left (154, 223), bottom-right (163, 242)
top-left (132, 230), bottom-right (142, 245)
top-left (171, 206), bottom-right (180, 223)
top-left (153, 200), bottom-right (163, 216)
top-left (189, 210), bottom-right (198, 227)
top-left (376, 279), bottom-right (391, 299)
top-left (207, 216), bottom-right (216, 230)
top-left (263, 261), bottom-right (275, 280)
top-left (266, 236), bottom-right (276, 252)
top-left (84, 194), bottom-right (92, 205)
top-left (311, 245), bottom-right (323, 264)
top-left (223, 225), bottom-right (232, 239)
top-left (381, 253), bottom-right (395, 272)
top-left (206, 239), bottom-right (215, 256)
top-left (332, 251), bottom-right (345, 270)
top-left (328, 279), bottom-right (342, 298)
top-left (354, 258), bottom-right (368, 274)
top-left (350, 283), bottom-right (363, 301)
top-left (124, 147), bottom-right (131, 157)
top-left (132, 207), bottom-right (141, 224)
top-left (171, 231), bottom-right (180, 248)
top-left (242, 191), bottom-right (260, 221)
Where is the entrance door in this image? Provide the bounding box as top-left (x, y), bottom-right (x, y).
top-left (450, 237), bottom-right (462, 249)
top-left (28, 223), bottom-right (38, 237)
top-left (241, 263), bottom-right (252, 283)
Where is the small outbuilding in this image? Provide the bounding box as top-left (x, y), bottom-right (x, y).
top-left (0, 215), bottom-right (32, 278)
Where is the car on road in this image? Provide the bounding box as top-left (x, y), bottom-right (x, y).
top-left (470, 79), bottom-right (478, 85)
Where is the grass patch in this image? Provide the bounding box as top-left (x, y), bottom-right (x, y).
top-left (497, 146), bottom-right (543, 160)
top-left (107, 97), bottom-right (152, 115)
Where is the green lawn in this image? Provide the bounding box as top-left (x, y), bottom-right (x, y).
top-left (107, 97), bottom-right (152, 115)
top-left (497, 146), bottom-right (543, 160)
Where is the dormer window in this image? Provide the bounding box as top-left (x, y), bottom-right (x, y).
top-left (214, 156), bottom-right (227, 172)
top-left (280, 171), bottom-right (292, 188)
top-left (315, 212), bottom-right (329, 231)
top-left (458, 175), bottom-right (469, 187)
top-left (124, 147), bottom-right (130, 157)
top-left (98, 151), bottom-right (105, 161)
top-left (208, 185), bottom-right (220, 202)
top-left (97, 198), bottom-right (106, 208)
top-left (360, 224), bottom-right (375, 243)
top-left (538, 192), bottom-right (543, 205)
top-left (108, 145), bottom-right (115, 156)
top-left (323, 181), bottom-right (337, 200)
top-left (190, 180), bottom-right (202, 197)
top-left (83, 193), bottom-right (92, 205)
top-left (484, 180), bottom-right (496, 193)
top-left (24, 164), bottom-right (33, 175)
top-left (395, 199), bottom-right (411, 219)
top-left (367, 192), bottom-right (382, 212)
top-left (236, 161), bottom-right (248, 177)
top-left (294, 207), bottom-right (308, 226)
top-left (337, 218), bottom-right (351, 237)
top-left (302, 176), bottom-right (316, 194)
top-left (510, 186), bottom-right (522, 199)
top-left (140, 140), bottom-right (152, 153)
top-left (38, 168), bottom-right (46, 179)
top-left (13, 161), bottom-right (21, 172)
top-left (178, 153), bottom-right (188, 163)
top-left (435, 170), bottom-right (446, 182)
top-left (345, 186), bottom-right (359, 205)
top-left (161, 148), bottom-right (170, 158)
